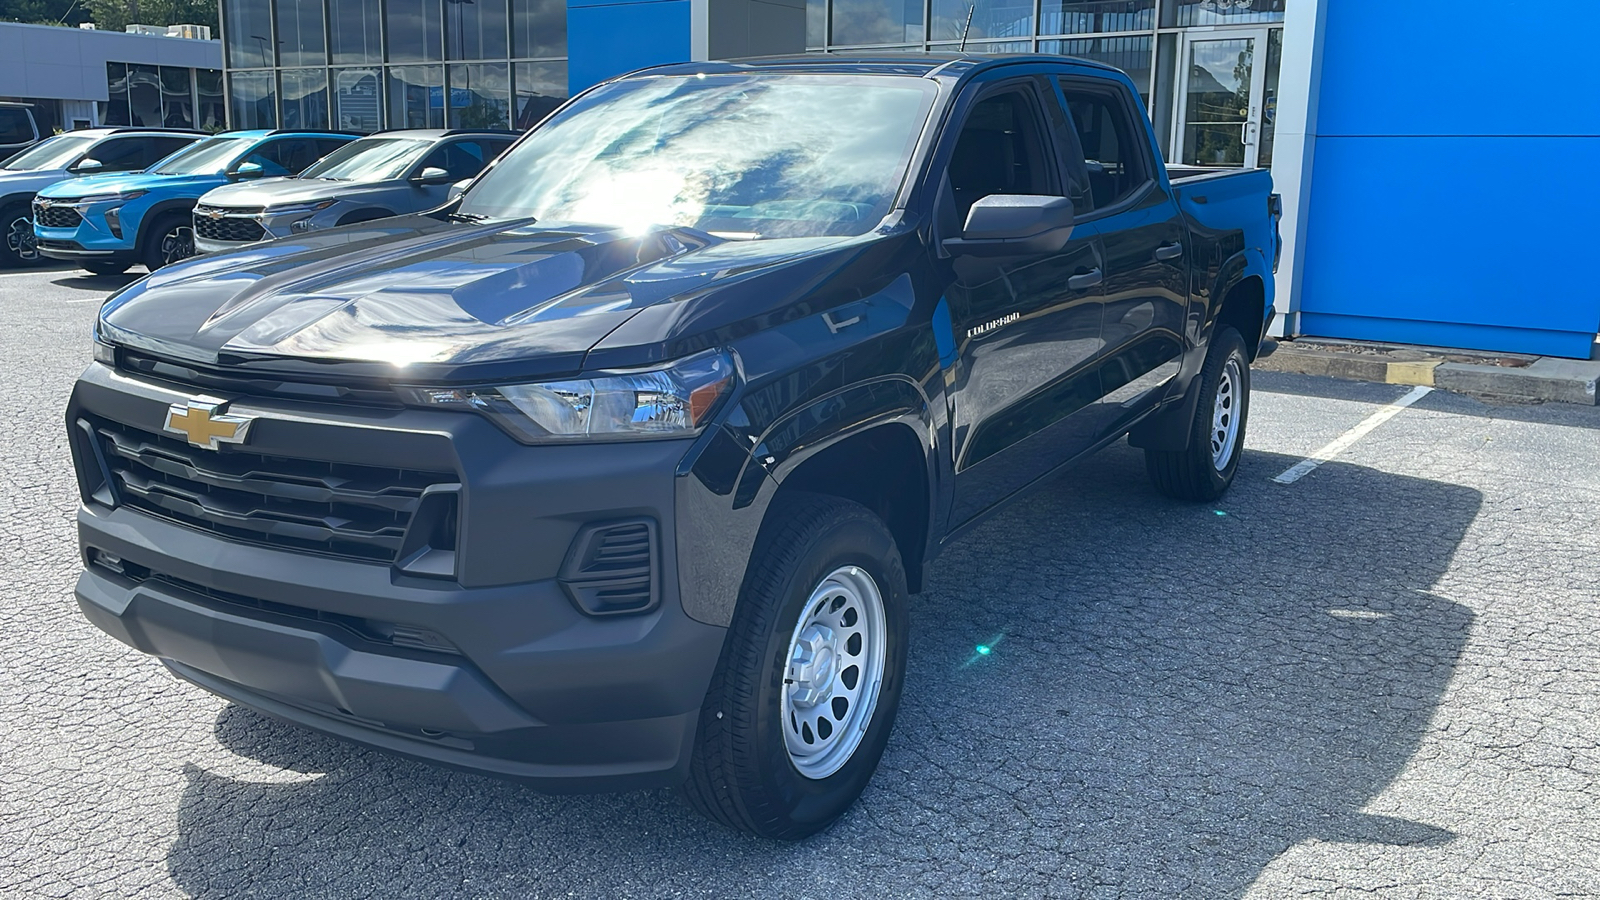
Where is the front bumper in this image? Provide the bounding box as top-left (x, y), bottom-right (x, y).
top-left (193, 207), bottom-right (336, 255)
top-left (35, 200), bottom-right (138, 260)
top-left (69, 362), bottom-right (728, 791)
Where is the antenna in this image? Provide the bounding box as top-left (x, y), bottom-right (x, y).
top-left (959, 4), bottom-right (975, 52)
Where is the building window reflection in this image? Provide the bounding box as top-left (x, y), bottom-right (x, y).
top-left (160, 67), bottom-right (194, 128)
top-left (330, 0), bottom-right (383, 65)
top-left (280, 68), bottom-right (331, 129)
top-left (222, 0), bottom-right (276, 68)
top-left (448, 63), bottom-right (511, 128)
top-left (388, 65), bottom-right (445, 128)
top-left (448, 0), bottom-right (508, 60)
top-left (514, 60), bottom-right (566, 128)
top-left (512, 0), bottom-right (566, 60)
top-left (333, 68), bottom-right (383, 131)
top-left (230, 71), bottom-right (278, 129)
top-left (387, 0), bottom-right (445, 63)
top-left (930, 0), bottom-right (1033, 43)
top-left (276, 0), bottom-right (327, 67)
top-left (830, 0), bottom-right (924, 45)
top-left (103, 62), bottom-right (131, 126)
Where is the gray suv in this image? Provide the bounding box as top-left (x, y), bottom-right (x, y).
top-left (192, 129), bottom-right (515, 254)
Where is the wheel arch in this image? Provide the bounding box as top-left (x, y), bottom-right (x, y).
top-left (336, 207), bottom-right (396, 227)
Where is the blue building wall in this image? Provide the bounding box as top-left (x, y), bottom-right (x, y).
top-left (1299, 2), bottom-right (1600, 358)
top-left (568, 0), bottom-right (694, 94)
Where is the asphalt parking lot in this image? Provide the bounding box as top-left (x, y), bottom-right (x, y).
top-left (2, 264), bottom-right (1597, 899)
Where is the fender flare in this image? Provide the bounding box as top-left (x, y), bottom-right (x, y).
top-left (135, 198), bottom-right (200, 248)
top-left (674, 375), bottom-right (939, 627)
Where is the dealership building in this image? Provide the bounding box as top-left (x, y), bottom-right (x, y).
top-left (5, 0), bottom-right (1591, 358)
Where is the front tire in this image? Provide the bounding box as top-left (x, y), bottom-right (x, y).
top-left (681, 493), bottom-right (909, 839)
top-left (1, 203), bottom-right (44, 267)
top-left (142, 212), bottom-right (195, 271)
top-left (1145, 326), bottom-right (1251, 501)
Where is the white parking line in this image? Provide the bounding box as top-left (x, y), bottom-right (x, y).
top-left (1272, 385), bottom-right (1434, 485)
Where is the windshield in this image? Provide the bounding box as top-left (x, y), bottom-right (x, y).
top-left (458, 74), bottom-right (937, 239)
top-left (299, 137), bottom-right (433, 182)
top-left (149, 136), bottom-right (252, 175)
top-left (1, 134), bottom-right (98, 171)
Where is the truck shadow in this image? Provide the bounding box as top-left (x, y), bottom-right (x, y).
top-left (166, 445), bottom-right (1478, 898)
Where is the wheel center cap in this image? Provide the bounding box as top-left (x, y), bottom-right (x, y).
top-left (788, 623), bottom-right (838, 708)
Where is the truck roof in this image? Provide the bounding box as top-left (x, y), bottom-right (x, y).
top-left (629, 52), bottom-right (1124, 82)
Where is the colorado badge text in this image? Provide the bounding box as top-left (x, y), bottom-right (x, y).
top-left (163, 400), bottom-right (254, 450)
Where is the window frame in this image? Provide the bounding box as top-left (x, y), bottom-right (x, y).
top-left (929, 74), bottom-right (1066, 242)
top-left (1053, 75), bottom-right (1160, 221)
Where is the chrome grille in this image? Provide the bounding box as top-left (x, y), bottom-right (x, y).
top-left (193, 208), bottom-right (265, 243)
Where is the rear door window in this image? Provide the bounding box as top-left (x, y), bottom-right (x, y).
top-left (1056, 80), bottom-right (1153, 215)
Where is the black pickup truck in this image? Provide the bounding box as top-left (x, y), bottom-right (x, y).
top-left (69, 54), bottom-right (1279, 839)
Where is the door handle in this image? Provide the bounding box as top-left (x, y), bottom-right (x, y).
top-left (1067, 268), bottom-right (1103, 291)
top-left (1155, 242), bottom-right (1184, 261)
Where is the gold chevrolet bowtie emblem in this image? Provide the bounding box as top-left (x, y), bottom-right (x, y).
top-left (163, 400), bottom-right (254, 450)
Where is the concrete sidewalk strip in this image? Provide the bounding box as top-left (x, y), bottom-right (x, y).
top-left (1258, 339), bottom-right (1599, 405)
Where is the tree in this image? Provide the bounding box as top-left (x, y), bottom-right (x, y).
top-left (82, 0), bottom-right (216, 31)
top-left (0, 0), bottom-right (92, 26)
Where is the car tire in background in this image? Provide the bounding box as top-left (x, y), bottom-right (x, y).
top-left (1, 202), bottom-right (45, 268)
top-left (82, 262), bottom-right (129, 276)
top-left (681, 492), bottom-right (909, 840)
top-left (1145, 325), bottom-right (1251, 502)
top-left (141, 212), bottom-right (195, 272)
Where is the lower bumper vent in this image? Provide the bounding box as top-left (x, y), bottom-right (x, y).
top-left (558, 519), bottom-right (658, 616)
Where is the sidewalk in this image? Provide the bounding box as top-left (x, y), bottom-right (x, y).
top-left (1256, 336), bottom-right (1600, 406)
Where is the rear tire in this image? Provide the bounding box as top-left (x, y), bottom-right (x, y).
top-left (681, 492), bottom-right (909, 840)
top-left (1, 202), bottom-right (44, 267)
top-left (142, 212), bottom-right (195, 271)
top-left (1145, 326), bottom-right (1251, 502)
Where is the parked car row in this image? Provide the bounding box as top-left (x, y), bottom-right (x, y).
top-left (0, 126), bottom-right (516, 273)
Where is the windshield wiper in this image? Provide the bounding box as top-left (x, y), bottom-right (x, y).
top-left (448, 212), bottom-right (496, 224)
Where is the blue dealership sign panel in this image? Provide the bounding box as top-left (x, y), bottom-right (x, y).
top-left (568, 0), bottom-right (694, 95)
top-left (1299, 1), bottom-right (1600, 358)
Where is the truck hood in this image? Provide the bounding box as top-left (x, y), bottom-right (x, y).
top-left (200, 177), bottom-right (378, 209)
top-left (98, 214), bottom-right (903, 384)
top-left (41, 171), bottom-right (224, 199)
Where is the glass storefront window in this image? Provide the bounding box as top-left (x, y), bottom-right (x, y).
top-left (1040, 35), bottom-right (1153, 107)
top-left (1040, 0), bottom-right (1154, 36)
top-left (223, 0), bottom-right (276, 68)
top-left (447, 0), bottom-right (508, 60)
top-left (230, 71), bottom-right (278, 129)
top-left (388, 65), bottom-right (445, 128)
top-left (160, 67), bottom-right (194, 129)
top-left (930, 0), bottom-right (1033, 42)
top-left (928, 39), bottom-right (1033, 53)
top-left (513, 60), bottom-right (567, 129)
top-left (830, 0), bottom-right (923, 45)
top-left (1178, 36), bottom-right (1252, 166)
top-left (807, 0), bottom-right (825, 47)
top-left (512, 0), bottom-right (566, 60)
top-left (103, 62), bottom-right (131, 126)
top-left (1163, 0), bottom-right (1284, 28)
top-left (277, 0), bottom-right (328, 67)
top-left (129, 64), bottom-right (163, 127)
top-left (330, 0), bottom-right (383, 65)
top-left (388, 0), bottom-right (445, 63)
top-left (197, 69), bottom-right (226, 131)
top-left (280, 68), bottom-right (331, 129)
top-left (447, 63), bottom-right (511, 129)
top-left (333, 68), bottom-right (384, 132)
top-left (1257, 28), bottom-right (1281, 167)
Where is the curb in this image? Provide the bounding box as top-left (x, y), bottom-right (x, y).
top-left (1256, 340), bottom-right (1600, 406)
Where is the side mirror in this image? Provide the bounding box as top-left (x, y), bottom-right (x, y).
top-left (72, 158), bottom-right (103, 173)
top-left (942, 194), bottom-right (1075, 257)
top-left (413, 166), bottom-right (452, 186)
top-left (447, 178), bottom-right (472, 201)
top-left (231, 161), bottom-right (265, 180)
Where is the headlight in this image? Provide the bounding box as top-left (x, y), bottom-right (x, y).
top-left (399, 350), bottom-right (736, 444)
top-left (264, 199), bottom-right (337, 216)
top-left (71, 190), bottom-right (148, 205)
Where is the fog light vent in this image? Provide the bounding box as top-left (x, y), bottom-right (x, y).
top-left (559, 519), bottom-right (658, 616)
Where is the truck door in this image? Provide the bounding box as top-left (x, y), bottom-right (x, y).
top-left (1056, 77), bottom-right (1189, 438)
top-left (940, 78), bottom-right (1108, 529)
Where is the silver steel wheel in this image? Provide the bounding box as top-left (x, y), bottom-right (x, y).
top-left (1210, 357), bottom-right (1243, 470)
top-left (6, 214), bottom-right (39, 262)
top-left (781, 565), bottom-right (887, 780)
top-left (159, 225), bottom-right (194, 267)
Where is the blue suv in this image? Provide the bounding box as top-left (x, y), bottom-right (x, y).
top-left (34, 129), bottom-right (356, 275)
